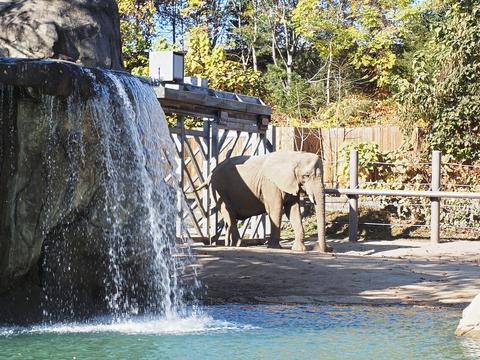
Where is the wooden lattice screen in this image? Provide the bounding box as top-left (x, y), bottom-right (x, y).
top-left (170, 116), bottom-right (275, 244)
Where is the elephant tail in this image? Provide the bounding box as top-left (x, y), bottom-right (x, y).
top-left (188, 174), bottom-right (212, 194)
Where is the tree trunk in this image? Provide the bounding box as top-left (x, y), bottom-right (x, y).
top-left (252, 45), bottom-right (258, 72)
top-left (271, 30), bottom-right (277, 66)
top-left (286, 49), bottom-right (292, 96)
top-left (252, 2), bottom-right (258, 72)
top-left (326, 42), bottom-right (332, 106)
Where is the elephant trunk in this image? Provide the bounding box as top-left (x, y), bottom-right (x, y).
top-left (313, 186), bottom-right (327, 252)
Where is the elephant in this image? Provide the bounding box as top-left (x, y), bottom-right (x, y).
top-left (198, 150), bottom-right (330, 252)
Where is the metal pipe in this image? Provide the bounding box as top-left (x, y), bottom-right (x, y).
top-left (325, 188), bottom-right (480, 199)
top-left (348, 150), bottom-right (359, 242)
top-left (431, 151), bottom-right (441, 244)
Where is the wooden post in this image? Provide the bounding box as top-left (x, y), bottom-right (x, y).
top-left (264, 126), bottom-right (276, 237)
top-left (348, 150), bottom-right (358, 242)
top-left (266, 125), bottom-right (276, 153)
top-left (431, 150), bottom-right (441, 244)
top-left (176, 115), bottom-right (185, 237)
top-left (208, 119), bottom-right (219, 245)
top-left (177, 115), bottom-right (185, 191)
top-left (201, 120), bottom-right (211, 244)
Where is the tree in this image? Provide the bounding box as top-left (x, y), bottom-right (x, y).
top-left (269, 0), bottom-right (305, 94)
top-left (348, 0), bottom-right (415, 89)
top-left (228, 0), bottom-right (271, 72)
top-left (184, 26), bottom-right (261, 95)
top-left (294, 0), bottom-right (417, 91)
top-left (118, 0), bottom-right (157, 75)
top-left (293, 0), bottom-right (352, 105)
top-left (180, 0), bottom-right (233, 46)
top-left (398, 0), bottom-right (480, 161)
top-left (156, 0), bottom-right (188, 48)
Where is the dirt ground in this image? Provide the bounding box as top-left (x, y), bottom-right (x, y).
top-left (193, 238), bottom-right (480, 307)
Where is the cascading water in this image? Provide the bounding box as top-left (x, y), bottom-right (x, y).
top-left (36, 68), bottom-right (197, 322)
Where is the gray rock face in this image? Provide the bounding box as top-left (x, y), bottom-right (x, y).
top-left (0, 59), bottom-right (180, 323)
top-left (456, 294), bottom-right (480, 338)
top-left (0, 60), bottom-right (110, 322)
top-left (0, 0), bottom-right (123, 69)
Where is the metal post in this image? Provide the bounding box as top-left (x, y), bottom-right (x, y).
top-left (348, 150), bottom-right (359, 242)
top-left (431, 150), bottom-right (441, 244)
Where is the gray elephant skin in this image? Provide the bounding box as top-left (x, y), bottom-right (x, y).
top-left (203, 150), bottom-right (329, 252)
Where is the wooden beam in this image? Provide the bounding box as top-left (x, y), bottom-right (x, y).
top-left (155, 86), bottom-right (271, 116)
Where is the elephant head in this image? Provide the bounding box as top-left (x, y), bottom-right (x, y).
top-left (263, 151), bottom-right (328, 252)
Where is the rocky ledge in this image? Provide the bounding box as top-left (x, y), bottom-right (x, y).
top-left (0, 0), bottom-right (123, 70)
top-left (456, 293), bottom-right (480, 338)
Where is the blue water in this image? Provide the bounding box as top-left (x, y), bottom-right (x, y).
top-left (1, 305), bottom-right (479, 359)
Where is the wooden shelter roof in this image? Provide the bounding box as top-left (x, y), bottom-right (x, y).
top-left (155, 83), bottom-right (271, 132)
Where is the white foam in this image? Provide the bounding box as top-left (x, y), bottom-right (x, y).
top-left (0, 314), bottom-right (254, 336)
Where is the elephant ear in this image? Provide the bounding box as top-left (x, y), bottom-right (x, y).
top-left (262, 153), bottom-right (299, 195)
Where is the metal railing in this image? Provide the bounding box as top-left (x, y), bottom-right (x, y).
top-left (325, 150), bottom-right (480, 243)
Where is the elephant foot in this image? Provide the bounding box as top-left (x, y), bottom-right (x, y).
top-left (267, 240), bottom-right (283, 249)
top-left (313, 242), bottom-right (333, 253)
top-left (235, 239), bottom-right (245, 247)
top-left (291, 242), bottom-right (307, 252)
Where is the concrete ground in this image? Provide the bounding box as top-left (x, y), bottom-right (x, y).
top-left (193, 238), bottom-right (480, 307)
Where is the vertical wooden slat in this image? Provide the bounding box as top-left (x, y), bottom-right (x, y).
top-left (209, 119), bottom-right (219, 244)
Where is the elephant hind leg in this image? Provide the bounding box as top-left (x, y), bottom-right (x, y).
top-left (219, 202), bottom-right (240, 247)
top-left (232, 221), bottom-right (242, 247)
top-left (210, 218), bottom-right (224, 246)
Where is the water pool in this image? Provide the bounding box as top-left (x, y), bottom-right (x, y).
top-left (1, 305), bottom-right (479, 360)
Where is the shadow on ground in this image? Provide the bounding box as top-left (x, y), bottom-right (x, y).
top-left (192, 242), bottom-right (480, 307)
top-left (326, 209), bottom-right (429, 241)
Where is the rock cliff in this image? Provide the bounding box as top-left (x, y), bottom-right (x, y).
top-left (0, 0), bottom-right (123, 69)
top-left (0, 60), bottom-right (180, 323)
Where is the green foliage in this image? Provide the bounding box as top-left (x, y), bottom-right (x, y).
top-left (321, 97), bottom-right (372, 128)
top-left (263, 64), bottom-right (325, 123)
top-left (293, 0), bottom-right (418, 89)
top-left (338, 142), bottom-right (383, 182)
top-left (180, 0), bottom-right (232, 46)
top-left (184, 27), bottom-right (261, 95)
top-left (115, 0), bottom-right (480, 155)
top-left (118, 0), bottom-right (157, 75)
top-left (348, 0), bottom-right (415, 88)
top-left (397, 0), bottom-right (480, 161)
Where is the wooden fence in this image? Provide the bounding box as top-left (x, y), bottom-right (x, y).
top-left (274, 126), bottom-right (403, 185)
top-left (181, 125), bottom-right (403, 190)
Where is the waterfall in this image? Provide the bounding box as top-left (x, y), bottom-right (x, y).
top-left (36, 69), bottom-right (195, 321)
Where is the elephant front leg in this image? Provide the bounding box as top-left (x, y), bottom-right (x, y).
top-left (266, 206), bottom-right (283, 249)
top-left (285, 202), bottom-right (306, 252)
